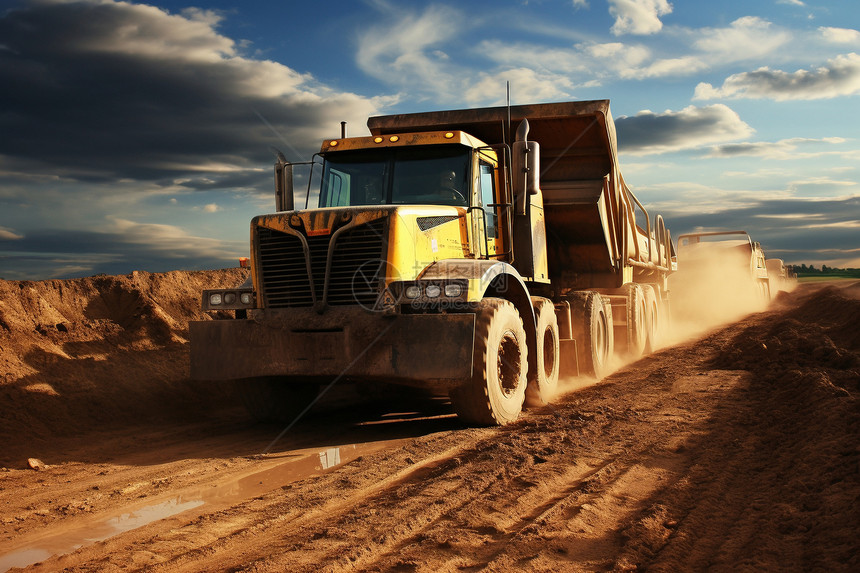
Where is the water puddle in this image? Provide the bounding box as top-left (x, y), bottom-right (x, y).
top-left (0, 439), bottom-right (403, 572)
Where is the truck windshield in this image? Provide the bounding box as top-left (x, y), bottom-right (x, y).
top-left (318, 145), bottom-right (470, 208)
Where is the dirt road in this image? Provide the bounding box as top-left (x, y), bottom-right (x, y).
top-left (1, 272), bottom-right (857, 572)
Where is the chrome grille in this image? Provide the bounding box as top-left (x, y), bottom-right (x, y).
top-left (327, 220), bottom-right (387, 307)
top-left (257, 219), bottom-right (386, 308)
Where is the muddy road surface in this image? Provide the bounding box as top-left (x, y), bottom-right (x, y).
top-left (1, 272), bottom-right (857, 572)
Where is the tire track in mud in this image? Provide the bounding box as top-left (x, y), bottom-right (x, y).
top-left (204, 358), bottom-right (745, 572)
top-left (29, 336), bottom-right (737, 573)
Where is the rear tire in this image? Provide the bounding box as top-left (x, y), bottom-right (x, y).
top-left (239, 377), bottom-right (320, 424)
top-left (449, 298), bottom-right (527, 426)
top-left (622, 283), bottom-right (647, 358)
top-left (570, 291), bottom-right (614, 379)
top-left (525, 298), bottom-right (560, 408)
top-left (642, 284), bottom-right (659, 353)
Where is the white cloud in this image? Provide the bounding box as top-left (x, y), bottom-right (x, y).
top-left (581, 41), bottom-right (652, 68)
top-left (694, 17), bottom-right (791, 63)
top-left (621, 55), bottom-right (707, 79)
top-left (203, 203), bottom-right (220, 213)
top-left (356, 4), bottom-right (462, 97)
top-left (608, 0), bottom-right (673, 36)
top-left (71, 3), bottom-right (236, 62)
top-left (479, 39), bottom-right (697, 83)
top-left (107, 217), bottom-right (236, 260)
top-left (617, 104), bottom-right (754, 155)
top-left (464, 68), bottom-right (575, 105)
top-left (478, 40), bottom-right (592, 75)
top-left (788, 177), bottom-right (858, 190)
top-left (694, 53), bottom-right (860, 101)
top-left (0, 226), bottom-right (23, 240)
top-left (819, 27), bottom-right (860, 44)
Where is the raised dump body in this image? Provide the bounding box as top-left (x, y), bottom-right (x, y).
top-left (191, 100), bottom-right (676, 426)
top-left (368, 101), bottom-right (674, 291)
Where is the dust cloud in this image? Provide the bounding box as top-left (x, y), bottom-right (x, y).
top-left (666, 244), bottom-right (770, 344)
top-left (554, 247), bottom-right (776, 392)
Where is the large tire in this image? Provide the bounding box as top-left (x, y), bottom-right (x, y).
top-left (239, 377), bottom-right (320, 424)
top-left (641, 284), bottom-right (660, 353)
top-left (449, 298), bottom-right (528, 426)
top-left (570, 291), bottom-right (614, 379)
top-left (525, 298), bottom-right (560, 408)
top-left (622, 283), bottom-right (647, 358)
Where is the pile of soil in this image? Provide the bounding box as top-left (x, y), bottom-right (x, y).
top-left (0, 269), bottom-right (248, 466)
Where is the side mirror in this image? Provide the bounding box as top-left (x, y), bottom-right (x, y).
top-left (275, 155), bottom-right (294, 212)
top-left (512, 119), bottom-right (540, 215)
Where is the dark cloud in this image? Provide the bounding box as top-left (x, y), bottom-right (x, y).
top-left (663, 196), bottom-right (860, 265)
top-left (0, 224), bottom-right (245, 280)
top-left (0, 0), bottom-right (377, 182)
top-left (616, 104), bottom-right (754, 154)
top-left (694, 53), bottom-right (860, 101)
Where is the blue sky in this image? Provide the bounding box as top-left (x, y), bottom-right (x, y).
top-left (0, 0), bottom-right (858, 280)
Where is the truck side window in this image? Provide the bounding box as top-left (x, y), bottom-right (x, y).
top-left (322, 169), bottom-right (348, 207)
top-left (479, 163), bottom-right (497, 239)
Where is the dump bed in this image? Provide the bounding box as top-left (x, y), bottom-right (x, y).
top-left (369, 101), bottom-right (654, 287)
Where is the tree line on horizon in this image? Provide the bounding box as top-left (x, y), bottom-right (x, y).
top-left (788, 264), bottom-right (860, 278)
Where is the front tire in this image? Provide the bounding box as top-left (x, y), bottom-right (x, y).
top-left (449, 298), bottom-right (528, 426)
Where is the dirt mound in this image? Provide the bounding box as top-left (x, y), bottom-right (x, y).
top-left (714, 285), bottom-right (860, 392)
top-left (0, 269), bottom-right (248, 466)
top-left (703, 285), bottom-right (860, 571)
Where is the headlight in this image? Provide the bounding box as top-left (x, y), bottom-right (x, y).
top-left (405, 285), bottom-right (421, 299)
top-left (444, 284), bottom-right (462, 297)
top-left (425, 285), bottom-right (442, 298)
top-left (203, 288), bottom-right (254, 310)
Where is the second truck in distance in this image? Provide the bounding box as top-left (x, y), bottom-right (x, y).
top-left (191, 100), bottom-right (676, 425)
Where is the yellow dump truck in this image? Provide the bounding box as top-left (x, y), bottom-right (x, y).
top-left (765, 258), bottom-right (796, 295)
top-left (190, 100), bottom-right (675, 425)
top-left (675, 230), bottom-right (771, 300)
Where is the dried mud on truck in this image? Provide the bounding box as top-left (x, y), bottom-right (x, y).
top-left (191, 100), bottom-right (676, 426)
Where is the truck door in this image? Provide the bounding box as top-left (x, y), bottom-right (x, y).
top-left (478, 160), bottom-right (503, 257)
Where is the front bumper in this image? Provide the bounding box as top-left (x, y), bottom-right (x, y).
top-left (190, 306), bottom-right (476, 389)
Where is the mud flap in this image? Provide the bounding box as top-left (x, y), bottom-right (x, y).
top-left (559, 338), bottom-right (579, 378)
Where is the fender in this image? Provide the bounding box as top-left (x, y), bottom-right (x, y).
top-left (419, 259), bottom-right (537, 349)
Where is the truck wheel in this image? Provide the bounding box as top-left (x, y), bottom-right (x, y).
top-left (570, 291), bottom-right (614, 379)
top-left (239, 377), bottom-right (320, 424)
top-left (525, 298), bottom-right (560, 408)
top-left (622, 283), bottom-right (647, 358)
top-left (449, 298), bottom-right (527, 426)
top-left (642, 285), bottom-right (659, 353)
